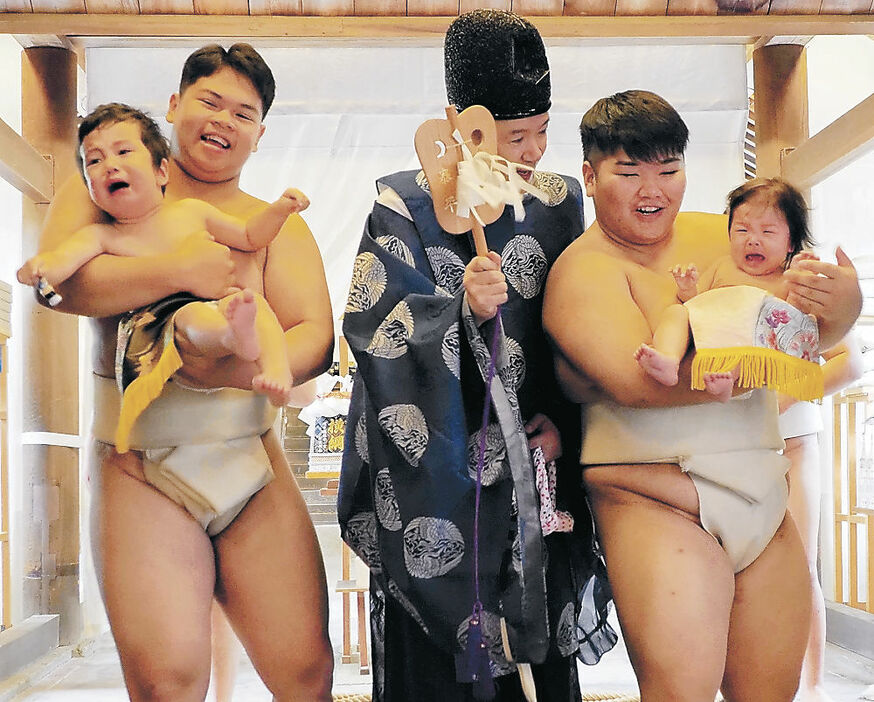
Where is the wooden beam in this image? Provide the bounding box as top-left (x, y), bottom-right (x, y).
top-left (667, 0), bottom-right (719, 15)
top-left (753, 43), bottom-right (808, 179)
top-left (511, 0), bottom-right (565, 15)
top-left (194, 0), bottom-right (249, 12)
top-left (29, 0), bottom-right (85, 10)
top-left (782, 92), bottom-right (874, 189)
top-left (1, 13), bottom-right (874, 39)
top-left (13, 32), bottom-right (73, 48)
top-left (563, 0), bottom-right (617, 14)
top-left (616, 0), bottom-right (669, 16)
top-left (0, 2), bottom-right (35, 11)
top-left (21, 43), bottom-right (81, 647)
top-left (768, 0), bottom-right (820, 14)
top-left (84, 0), bottom-right (140, 11)
top-left (460, 0), bottom-right (510, 12)
top-left (355, 0), bottom-right (407, 14)
top-left (0, 116), bottom-right (53, 202)
top-left (302, 0), bottom-right (354, 15)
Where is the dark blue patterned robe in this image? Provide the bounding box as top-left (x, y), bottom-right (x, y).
top-left (338, 169), bottom-right (615, 700)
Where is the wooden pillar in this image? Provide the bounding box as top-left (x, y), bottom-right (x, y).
top-left (752, 43), bottom-right (809, 183)
top-left (20, 46), bottom-right (81, 644)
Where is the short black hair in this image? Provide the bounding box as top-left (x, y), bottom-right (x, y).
top-left (726, 177), bottom-right (813, 265)
top-left (77, 102), bottom-right (169, 176)
top-left (180, 43), bottom-right (275, 117)
top-left (580, 90), bottom-right (689, 167)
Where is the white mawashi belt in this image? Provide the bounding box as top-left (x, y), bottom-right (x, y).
top-left (92, 374), bottom-right (276, 450)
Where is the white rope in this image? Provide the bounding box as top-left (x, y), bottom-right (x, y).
top-left (452, 129), bottom-right (548, 226)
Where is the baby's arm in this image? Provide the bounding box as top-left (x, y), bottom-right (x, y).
top-left (18, 224), bottom-right (106, 288)
top-left (202, 188), bottom-right (310, 251)
top-left (38, 175), bottom-right (237, 317)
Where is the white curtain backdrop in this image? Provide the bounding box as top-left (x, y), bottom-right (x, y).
top-left (86, 42), bottom-right (748, 318)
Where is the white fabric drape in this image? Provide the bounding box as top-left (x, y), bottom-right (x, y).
top-left (87, 42), bottom-right (748, 316)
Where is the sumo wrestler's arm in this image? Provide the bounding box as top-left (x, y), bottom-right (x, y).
top-left (783, 247), bottom-right (861, 350)
top-left (779, 333), bottom-right (864, 414)
top-left (37, 175), bottom-right (237, 317)
top-left (262, 213), bottom-right (334, 386)
top-left (543, 249), bottom-right (711, 409)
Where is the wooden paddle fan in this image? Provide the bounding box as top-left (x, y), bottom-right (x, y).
top-left (414, 104), bottom-right (503, 256)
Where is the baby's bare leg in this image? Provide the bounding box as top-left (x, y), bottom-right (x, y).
top-left (634, 303), bottom-right (690, 386)
top-left (213, 292), bottom-right (293, 406)
top-left (703, 367), bottom-right (740, 403)
top-left (246, 294), bottom-right (293, 407)
top-left (174, 292), bottom-right (292, 406)
top-left (174, 291), bottom-right (259, 363)
top-left (225, 294), bottom-right (292, 407)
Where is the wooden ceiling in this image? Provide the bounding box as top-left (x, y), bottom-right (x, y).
top-left (2, 1), bottom-right (874, 45)
top-left (1, 0), bottom-right (873, 16)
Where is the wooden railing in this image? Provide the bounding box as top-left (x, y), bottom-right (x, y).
top-left (832, 387), bottom-right (874, 613)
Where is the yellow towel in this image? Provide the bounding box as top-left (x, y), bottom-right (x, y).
top-left (115, 321), bottom-right (183, 453)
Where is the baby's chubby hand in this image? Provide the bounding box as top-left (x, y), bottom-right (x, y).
top-left (17, 256), bottom-right (47, 286)
top-left (671, 263), bottom-right (699, 291)
top-left (789, 251), bottom-right (820, 268)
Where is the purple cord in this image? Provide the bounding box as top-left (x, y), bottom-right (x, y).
top-left (472, 306), bottom-right (502, 608)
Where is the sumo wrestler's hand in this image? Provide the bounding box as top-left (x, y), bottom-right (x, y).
top-left (173, 231), bottom-right (239, 300)
top-left (464, 251), bottom-right (508, 326)
top-left (784, 246), bottom-right (860, 350)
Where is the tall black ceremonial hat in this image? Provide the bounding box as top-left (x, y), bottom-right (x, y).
top-left (444, 9), bottom-right (551, 121)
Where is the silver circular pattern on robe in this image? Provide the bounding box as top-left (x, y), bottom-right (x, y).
top-left (556, 601), bottom-right (578, 657)
top-left (354, 414), bottom-right (369, 464)
top-left (374, 468), bottom-right (402, 532)
top-left (345, 252), bottom-right (387, 314)
top-left (497, 336), bottom-right (526, 391)
top-left (456, 608), bottom-right (516, 677)
top-left (366, 301), bottom-right (415, 360)
top-left (386, 578), bottom-right (429, 634)
top-left (532, 171), bottom-right (568, 206)
top-left (403, 516), bottom-right (465, 578)
top-left (377, 404), bottom-right (429, 467)
top-left (345, 511), bottom-right (381, 574)
top-left (502, 235), bottom-right (547, 300)
top-left (442, 323), bottom-right (461, 379)
top-left (375, 235), bottom-right (415, 266)
top-left (467, 423), bottom-right (509, 486)
top-left (425, 246), bottom-right (465, 295)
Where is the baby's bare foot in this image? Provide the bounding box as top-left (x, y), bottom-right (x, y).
top-left (703, 372), bottom-right (735, 403)
top-left (221, 289), bottom-right (260, 362)
top-left (634, 344), bottom-right (680, 386)
top-left (253, 374), bottom-right (293, 407)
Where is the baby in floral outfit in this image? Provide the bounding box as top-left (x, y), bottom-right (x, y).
top-left (635, 177), bottom-right (823, 402)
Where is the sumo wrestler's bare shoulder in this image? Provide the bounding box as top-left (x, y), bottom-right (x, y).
top-left (549, 237), bottom-right (634, 295)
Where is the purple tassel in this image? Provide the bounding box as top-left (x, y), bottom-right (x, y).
top-left (454, 310), bottom-right (503, 700)
top-left (455, 606), bottom-right (496, 699)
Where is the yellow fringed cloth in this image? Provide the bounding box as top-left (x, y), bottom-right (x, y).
top-left (685, 285), bottom-right (823, 402)
top-left (113, 294), bottom-right (200, 453)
